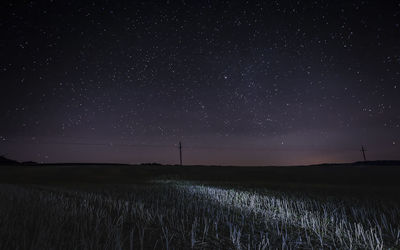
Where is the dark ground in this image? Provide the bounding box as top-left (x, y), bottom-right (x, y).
top-left (1, 160), bottom-right (400, 200)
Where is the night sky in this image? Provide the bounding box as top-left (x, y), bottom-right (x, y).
top-left (1, 1), bottom-right (399, 165)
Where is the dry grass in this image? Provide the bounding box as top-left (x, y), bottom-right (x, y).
top-left (0, 182), bottom-right (399, 249)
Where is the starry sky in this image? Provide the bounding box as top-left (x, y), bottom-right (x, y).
top-left (1, 1), bottom-right (399, 165)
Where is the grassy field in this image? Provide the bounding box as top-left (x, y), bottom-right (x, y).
top-left (1, 162), bottom-right (400, 249)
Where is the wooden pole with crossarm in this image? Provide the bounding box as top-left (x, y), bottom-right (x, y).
top-left (361, 145), bottom-right (367, 161)
top-left (179, 141), bottom-right (182, 166)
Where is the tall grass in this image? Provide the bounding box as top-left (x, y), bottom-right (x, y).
top-left (0, 182), bottom-right (399, 249)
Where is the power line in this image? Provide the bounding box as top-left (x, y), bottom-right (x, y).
top-left (179, 141), bottom-right (182, 165)
top-left (1, 138), bottom-right (366, 152)
top-left (34, 141), bottom-right (173, 148)
top-left (361, 146), bottom-right (367, 161)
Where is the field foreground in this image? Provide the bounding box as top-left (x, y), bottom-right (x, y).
top-left (1, 181), bottom-right (400, 249)
top-left (1, 162), bottom-right (400, 249)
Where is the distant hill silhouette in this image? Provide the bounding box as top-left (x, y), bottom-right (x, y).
top-left (354, 161), bottom-right (400, 166)
top-left (351, 160), bottom-right (400, 166)
top-left (299, 160), bottom-right (400, 167)
top-left (0, 156), bottom-right (19, 165)
top-left (140, 162), bottom-right (163, 166)
top-left (21, 161), bottom-right (38, 166)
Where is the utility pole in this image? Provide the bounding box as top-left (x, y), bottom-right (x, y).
top-left (361, 145), bottom-right (367, 161)
top-left (179, 141), bottom-right (182, 166)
